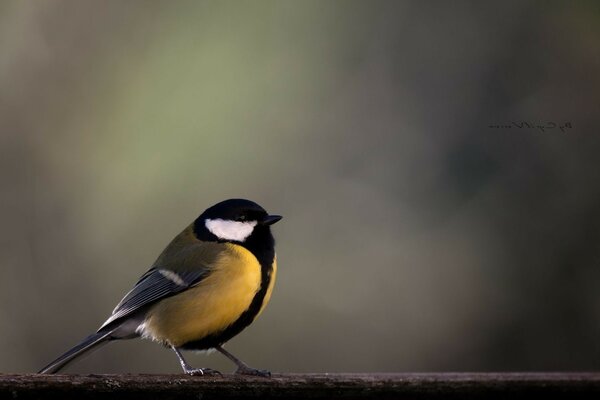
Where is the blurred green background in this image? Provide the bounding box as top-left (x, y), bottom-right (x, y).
top-left (1, 0), bottom-right (599, 374)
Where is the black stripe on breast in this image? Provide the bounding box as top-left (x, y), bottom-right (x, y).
top-left (181, 225), bottom-right (275, 350)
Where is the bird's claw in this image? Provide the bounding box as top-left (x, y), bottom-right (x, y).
top-left (235, 366), bottom-right (271, 377)
top-left (186, 368), bottom-right (222, 377)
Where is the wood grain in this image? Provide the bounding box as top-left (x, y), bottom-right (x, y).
top-left (1, 373), bottom-right (599, 399)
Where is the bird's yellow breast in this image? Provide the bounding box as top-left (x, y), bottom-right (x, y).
top-left (143, 243), bottom-right (262, 347)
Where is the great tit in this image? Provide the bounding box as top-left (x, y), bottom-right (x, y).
top-left (39, 198), bottom-right (282, 376)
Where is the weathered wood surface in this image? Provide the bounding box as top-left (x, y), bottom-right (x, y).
top-left (1, 373), bottom-right (600, 399)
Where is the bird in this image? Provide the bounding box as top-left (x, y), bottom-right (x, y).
top-left (39, 198), bottom-right (282, 376)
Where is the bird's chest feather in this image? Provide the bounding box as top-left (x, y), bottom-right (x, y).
top-left (143, 244), bottom-right (263, 346)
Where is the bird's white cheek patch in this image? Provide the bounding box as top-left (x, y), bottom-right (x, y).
top-left (205, 219), bottom-right (257, 242)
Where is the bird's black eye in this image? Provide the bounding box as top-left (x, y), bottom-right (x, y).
top-left (236, 215), bottom-right (246, 222)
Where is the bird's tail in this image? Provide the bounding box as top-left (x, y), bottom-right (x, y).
top-left (38, 330), bottom-right (113, 374)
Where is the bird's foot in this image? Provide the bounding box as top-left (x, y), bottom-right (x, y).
top-left (234, 366), bottom-right (271, 377)
top-left (185, 367), bottom-right (222, 377)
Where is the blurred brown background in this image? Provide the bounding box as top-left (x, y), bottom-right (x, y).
top-left (1, 1), bottom-right (599, 374)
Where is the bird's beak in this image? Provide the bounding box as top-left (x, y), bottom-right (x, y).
top-left (262, 215), bottom-right (282, 225)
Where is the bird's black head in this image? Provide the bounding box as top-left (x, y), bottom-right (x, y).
top-left (193, 199), bottom-right (282, 245)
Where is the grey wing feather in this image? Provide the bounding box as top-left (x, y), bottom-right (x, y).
top-left (98, 268), bottom-right (208, 330)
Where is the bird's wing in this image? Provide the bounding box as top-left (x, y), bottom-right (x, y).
top-left (98, 266), bottom-right (209, 330)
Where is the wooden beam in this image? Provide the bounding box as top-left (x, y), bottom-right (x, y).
top-left (1, 373), bottom-right (599, 399)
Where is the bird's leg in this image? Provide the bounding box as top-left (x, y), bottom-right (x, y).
top-left (215, 345), bottom-right (271, 377)
top-left (171, 346), bottom-right (222, 376)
